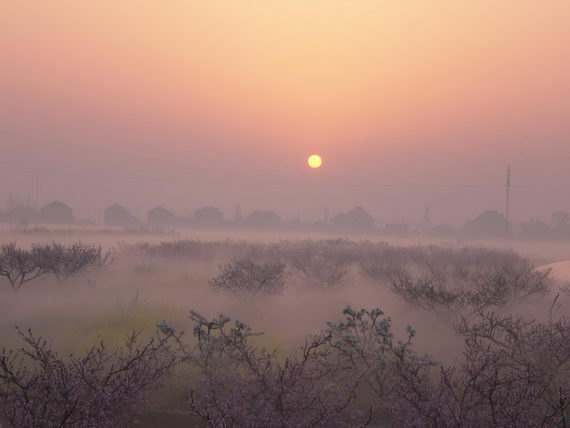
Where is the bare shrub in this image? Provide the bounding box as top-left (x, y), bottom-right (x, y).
top-left (390, 309), bottom-right (570, 428)
top-left (389, 264), bottom-right (551, 313)
top-left (0, 244), bottom-right (49, 289)
top-left (185, 310), bottom-right (372, 427)
top-left (389, 271), bottom-right (465, 311)
top-left (185, 304), bottom-right (570, 427)
top-left (210, 259), bottom-right (286, 296)
top-left (323, 307), bottom-right (429, 424)
top-left (129, 239), bottom-right (360, 287)
top-left (183, 303), bottom-right (570, 427)
top-left (0, 243), bottom-right (111, 290)
top-left (45, 243), bottom-right (112, 280)
top-left (361, 245), bottom-right (552, 312)
top-left (359, 244), bottom-right (409, 283)
top-left (280, 240), bottom-right (354, 287)
top-left (0, 327), bottom-right (180, 428)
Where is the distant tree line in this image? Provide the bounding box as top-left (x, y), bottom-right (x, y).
top-left (3, 200), bottom-right (570, 240)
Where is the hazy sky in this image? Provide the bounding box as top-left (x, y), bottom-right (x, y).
top-left (1, 1), bottom-right (569, 223)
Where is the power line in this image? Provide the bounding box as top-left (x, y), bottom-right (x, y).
top-left (505, 165), bottom-right (511, 235)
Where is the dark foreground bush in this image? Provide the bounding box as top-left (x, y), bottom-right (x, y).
top-left (391, 309), bottom-right (570, 428)
top-left (2, 304), bottom-right (569, 427)
top-left (0, 243), bottom-right (111, 290)
top-left (183, 304), bottom-right (570, 428)
top-left (185, 308), bottom-right (395, 427)
top-left (210, 259), bottom-right (286, 296)
top-left (0, 328), bottom-right (179, 428)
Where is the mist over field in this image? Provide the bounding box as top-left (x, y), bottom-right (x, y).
top-left (1, 231), bottom-right (570, 427)
top-left (2, 1), bottom-right (570, 427)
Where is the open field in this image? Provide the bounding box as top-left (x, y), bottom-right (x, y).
top-left (1, 230), bottom-right (570, 427)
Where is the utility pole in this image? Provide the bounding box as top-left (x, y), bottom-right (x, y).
top-left (505, 165), bottom-right (511, 236)
top-left (35, 175), bottom-right (40, 209)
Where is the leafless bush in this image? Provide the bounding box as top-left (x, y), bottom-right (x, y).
top-left (128, 240), bottom-right (361, 287)
top-left (389, 308), bottom-right (570, 428)
top-left (389, 265), bottom-right (551, 313)
top-left (185, 309), bottom-right (373, 427)
top-left (45, 243), bottom-right (112, 280)
top-left (0, 327), bottom-right (180, 428)
top-left (0, 244), bottom-right (49, 289)
top-left (323, 307), bottom-right (430, 424)
top-left (2, 294), bottom-right (567, 426)
top-left (359, 244), bottom-right (410, 282)
top-left (184, 303), bottom-right (570, 427)
top-left (259, 304), bottom-right (570, 427)
top-left (279, 240), bottom-right (355, 287)
top-left (0, 243), bottom-right (111, 290)
top-left (362, 246), bottom-right (551, 312)
top-left (389, 272), bottom-right (465, 311)
top-left (210, 259), bottom-right (286, 296)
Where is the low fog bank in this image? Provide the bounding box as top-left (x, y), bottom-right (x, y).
top-left (1, 236), bottom-right (568, 359)
top-left (0, 248), bottom-right (458, 362)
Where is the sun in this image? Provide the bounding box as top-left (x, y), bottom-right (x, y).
top-left (307, 154), bottom-right (323, 169)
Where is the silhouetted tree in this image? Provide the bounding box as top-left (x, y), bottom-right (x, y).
top-left (147, 206), bottom-right (177, 227)
top-left (193, 206), bottom-right (224, 225)
top-left (210, 259), bottom-right (286, 295)
top-left (520, 218), bottom-right (552, 240)
top-left (0, 327), bottom-right (180, 428)
top-left (464, 210), bottom-right (507, 237)
top-left (243, 210), bottom-right (281, 227)
top-left (104, 204), bottom-right (139, 228)
top-left (331, 206), bottom-right (375, 231)
top-left (40, 201), bottom-right (74, 225)
top-left (0, 243), bottom-right (111, 290)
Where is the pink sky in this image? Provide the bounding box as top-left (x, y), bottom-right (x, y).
top-left (1, 1), bottom-right (569, 223)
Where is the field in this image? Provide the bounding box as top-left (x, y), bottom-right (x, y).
top-left (1, 229), bottom-right (570, 427)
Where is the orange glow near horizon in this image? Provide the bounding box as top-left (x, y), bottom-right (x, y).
top-left (1, 1), bottom-right (569, 155)
top-left (1, 1), bottom-right (570, 222)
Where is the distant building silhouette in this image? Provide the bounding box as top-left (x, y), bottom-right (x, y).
top-left (147, 206), bottom-right (177, 227)
top-left (244, 210), bottom-right (282, 227)
top-left (551, 211), bottom-right (570, 239)
top-left (7, 205), bottom-right (39, 226)
top-left (40, 201), bottom-right (74, 225)
top-left (193, 206), bottom-right (224, 225)
top-left (104, 204), bottom-right (139, 227)
top-left (520, 218), bottom-right (551, 240)
top-left (331, 206), bottom-right (375, 230)
top-left (464, 210), bottom-right (507, 237)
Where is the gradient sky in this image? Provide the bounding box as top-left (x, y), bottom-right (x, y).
top-left (1, 1), bottom-right (569, 223)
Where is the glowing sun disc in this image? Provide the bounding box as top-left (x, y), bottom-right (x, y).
top-left (307, 154), bottom-right (323, 169)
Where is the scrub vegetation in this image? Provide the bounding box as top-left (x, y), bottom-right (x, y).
top-left (1, 237), bottom-right (569, 427)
